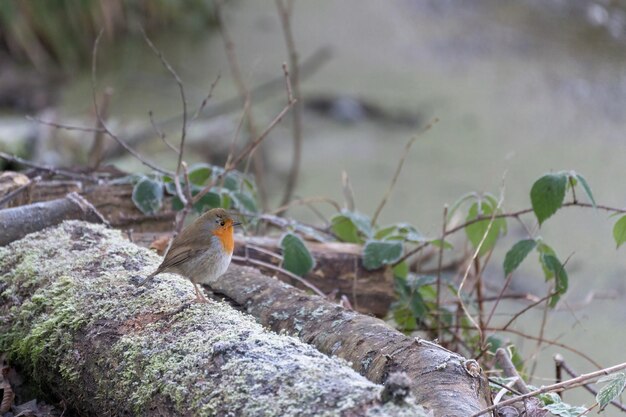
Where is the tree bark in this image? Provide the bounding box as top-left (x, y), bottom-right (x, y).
top-left (0, 192), bottom-right (107, 245)
top-left (207, 265), bottom-right (493, 417)
top-left (0, 221), bottom-right (428, 417)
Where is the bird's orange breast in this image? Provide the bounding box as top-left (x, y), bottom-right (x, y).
top-left (212, 225), bottom-right (235, 254)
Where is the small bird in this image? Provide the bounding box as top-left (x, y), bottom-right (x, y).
top-left (139, 208), bottom-right (240, 302)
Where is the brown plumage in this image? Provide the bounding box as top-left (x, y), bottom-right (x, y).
top-left (139, 208), bottom-right (240, 302)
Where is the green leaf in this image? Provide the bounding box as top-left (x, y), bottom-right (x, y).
top-left (613, 215), bottom-right (626, 248)
top-left (375, 223), bottom-right (424, 242)
top-left (187, 164), bottom-right (212, 186)
top-left (131, 177), bottom-right (163, 215)
top-left (231, 191), bottom-right (258, 213)
top-left (503, 239), bottom-right (537, 275)
top-left (540, 254), bottom-right (568, 307)
top-left (465, 201), bottom-right (506, 256)
top-left (193, 191), bottom-right (221, 214)
top-left (293, 224), bottom-right (330, 243)
top-left (575, 173), bottom-right (596, 208)
top-left (447, 192), bottom-right (478, 221)
top-left (331, 211), bottom-right (373, 243)
top-left (596, 372), bottom-right (626, 411)
top-left (362, 240), bottom-right (403, 270)
top-left (536, 241), bottom-right (558, 279)
top-left (542, 400), bottom-right (588, 417)
top-left (280, 233), bottom-right (315, 277)
top-left (429, 239), bottom-right (453, 250)
top-left (393, 261), bottom-right (409, 279)
top-left (331, 214), bottom-right (360, 243)
top-left (530, 172), bottom-right (567, 225)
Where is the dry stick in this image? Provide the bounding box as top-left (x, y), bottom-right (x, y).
top-left (276, 0), bottom-right (303, 210)
top-left (445, 202), bottom-right (626, 237)
top-left (149, 110), bottom-right (179, 155)
top-left (436, 205), bottom-right (448, 343)
top-left (90, 29), bottom-right (171, 176)
top-left (554, 354), bottom-right (626, 412)
top-left (495, 347), bottom-right (530, 394)
top-left (0, 152), bottom-right (97, 183)
top-left (484, 272), bottom-right (514, 330)
top-left (501, 292), bottom-right (556, 331)
top-left (191, 74), bottom-right (221, 122)
top-left (25, 116), bottom-right (106, 133)
top-left (0, 176), bottom-right (39, 208)
top-left (192, 99), bottom-right (295, 205)
top-left (231, 255), bottom-right (325, 297)
top-left (270, 196), bottom-right (342, 216)
top-left (215, 0), bottom-right (268, 210)
top-left (88, 87), bottom-right (113, 170)
top-left (471, 361), bottom-right (626, 417)
top-left (341, 171), bottom-right (355, 211)
top-left (140, 27), bottom-right (190, 211)
top-left (457, 195), bottom-right (503, 344)
top-left (371, 118), bottom-right (438, 226)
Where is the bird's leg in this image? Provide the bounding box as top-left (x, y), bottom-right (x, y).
top-left (193, 283), bottom-right (208, 303)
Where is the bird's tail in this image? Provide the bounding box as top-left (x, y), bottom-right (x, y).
top-left (136, 271), bottom-right (158, 286)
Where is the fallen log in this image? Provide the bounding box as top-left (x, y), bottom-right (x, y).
top-left (0, 192), bottom-right (107, 246)
top-left (0, 221), bottom-right (429, 417)
top-left (207, 265), bottom-right (493, 417)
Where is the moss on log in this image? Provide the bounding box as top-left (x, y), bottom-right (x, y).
top-left (0, 221), bottom-right (428, 417)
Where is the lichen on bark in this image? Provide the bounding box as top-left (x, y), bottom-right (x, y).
top-left (0, 221), bottom-right (429, 416)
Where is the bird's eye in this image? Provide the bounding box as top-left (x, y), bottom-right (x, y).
top-left (220, 221), bottom-right (225, 227)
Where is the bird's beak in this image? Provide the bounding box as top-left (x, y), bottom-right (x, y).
top-left (232, 221), bottom-right (242, 227)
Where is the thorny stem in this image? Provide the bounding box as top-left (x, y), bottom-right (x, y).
top-left (471, 361), bottom-right (626, 417)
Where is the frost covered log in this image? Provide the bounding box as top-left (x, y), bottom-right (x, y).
top-left (209, 266), bottom-right (493, 417)
top-left (0, 221), bottom-right (429, 417)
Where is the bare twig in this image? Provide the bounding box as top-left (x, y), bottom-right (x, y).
top-left (232, 255), bottom-right (326, 297)
top-left (193, 98), bottom-right (295, 205)
top-left (191, 74), bottom-right (221, 122)
top-left (436, 205), bottom-right (447, 342)
top-left (0, 152), bottom-right (97, 182)
top-left (139, 27), bottom-right (190, 211)
top-left (215, 0), bottom-right (268, 209)
top-left (270, 196), bottom-right (342, 216)
top-left (91, 29), bottom-right (171, 176)
top-left (276, 0), bottom-right (303, 210)
top-left (149, 110), bottom-right (180, 155)
top-left (371, 118), bottom-right (438, 226)
top-left (471, 361), bottom-right (626, 416)
top-left (341, 170), bottom-right (355, 211)
top-left (88, 87), bottom-right (113, 170)
top-left (554, 354), bottom-right (626, 412)
top-left (25, 116), bottom-right (105, 133)
top-left (495, 348), bottom-right (530, 394)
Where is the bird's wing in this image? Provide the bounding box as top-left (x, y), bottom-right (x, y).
top-left (156, 245), bottom-right (206, 273)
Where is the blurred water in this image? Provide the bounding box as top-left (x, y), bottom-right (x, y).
top-left (59, 1), bottom-right (626, 412)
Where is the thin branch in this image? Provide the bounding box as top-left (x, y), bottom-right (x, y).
top-left (191, 74), bottom-right (221, 122)
top-left (445, 202), bottom-right (626, 237)
top-left (0, 152), bottom-right (97, 182)
top-left (471, 361), bottom-right (626, 416)
top-left (139, 27), bottom-right (189, 210)
top-left (436, 205), bottom-right (447, 342)
top-left (25, 116), bottom-right (105, 133)
top-left (90, 29), bottom-right (171, 176)
top-left (232, 255), bottom-right (326, 297)
top-left (215, 0), bottom-right (268, 209)
top-left (192, 98), bottom-right (295, 204)
top-left (276, 0), bottom-right (303, 210)
top-left (554, 354), bottom-right (626, 412)
top-left (270, 196), bottom-right (342, 216)
top-left (371, 118), bottom-right (438, 226)
top-left (149, 110), bottom-right (180, 155)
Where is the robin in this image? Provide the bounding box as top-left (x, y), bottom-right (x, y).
top-left (138, 208), bottom-right (241, 302)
